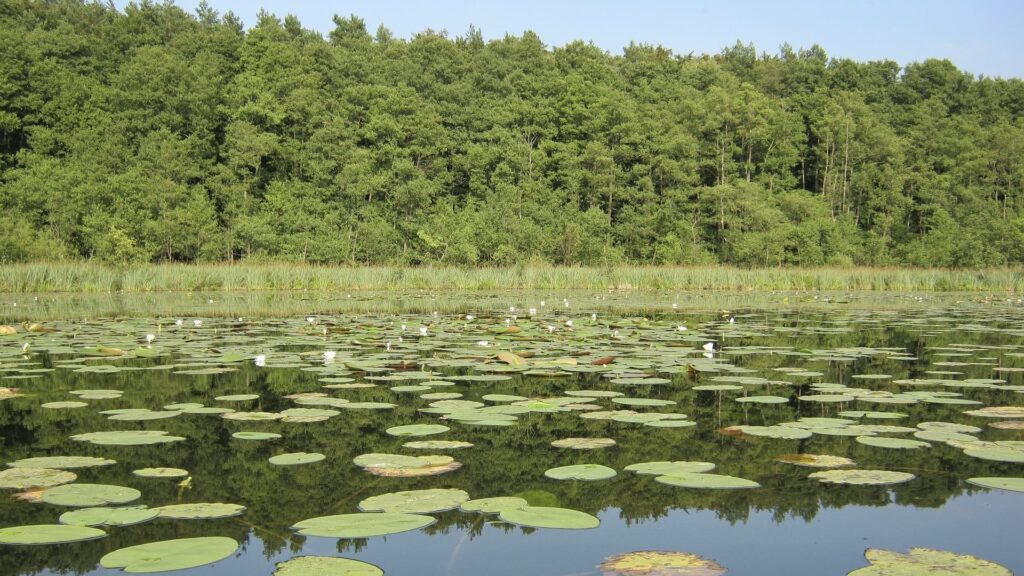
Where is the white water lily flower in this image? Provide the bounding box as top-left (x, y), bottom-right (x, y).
top-left (253, 354), bottom-right (266, 367)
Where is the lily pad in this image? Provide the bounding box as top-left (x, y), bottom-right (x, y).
top-left (856, 436), bottom-right (931, 449)
top-left (71, 431), bottom-right (186, 446)
top-left (847, 547), bottom-right (1011, 576)
top-left (100, 536), bottom-right (238, 573)
top-left (775, 454), bottom-right (856, 468)
top-left (7, 456), bottom-right (115, 469)
top-left (655, 473), bottom-right (760, 489)
top-left (809, 469), bottom-right (915, 485)
top-left (551, 437), bottom-right (617, 450)
top-left (132, 468), bottom-right (188, 479)
top-left (385, 424), bottom-right (450, 437)
top-left (232, 431), bottom-right (282, 441)
top-left (59, 506), bottom-right (159, 527)
top-left (292, 512), bottom-right (436, 538)
top-left (498, 506), bottom-right (599, 529)
top-left (214, 394), bottom-right (260, 402)
top-left (41, 401), bottom-right (89, 409)
top-left (42, 484), bottom-right (142, 507)
top-left (0, 468), bottom-right (77, 489)
top-left (966, 477), bottom-right (1024, 493)
top-left (273, 556), bottom-right (384, 576)
top-left (155, 503), bottom-right (246, 519)
top-left (403, 440), bottom-right (473, 450)
top-left (598, 550), bottom-right (727, 576)
top-left (460, 496), bottom-right (529, 513)
top-left (269, 452), bottom-right (325, 466)
top-left (0, 524), bottom-right (107, 545)
top-left (545, 464), bottom-right (617, 481)
top-left (624, 461), bottom-right (716, 475)
top-left (358, 488), bottom-right (470, 514)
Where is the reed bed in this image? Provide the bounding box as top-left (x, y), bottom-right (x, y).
top-left (1, 263), bottom-right (1022, 293)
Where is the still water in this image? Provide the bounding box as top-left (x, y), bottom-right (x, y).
top-left (1, 293), bottom-right (1022, 575)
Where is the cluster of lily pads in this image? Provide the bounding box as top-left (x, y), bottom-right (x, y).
top-left (1, 306), bottom-right (1022, 575)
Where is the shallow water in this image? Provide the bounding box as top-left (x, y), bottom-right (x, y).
top-left (1, 296), bottom-right (1023, 575)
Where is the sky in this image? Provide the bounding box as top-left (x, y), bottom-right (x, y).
top-left (115, 0), bottom-right (1024, 79)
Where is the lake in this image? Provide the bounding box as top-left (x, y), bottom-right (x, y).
top-left (0, 291), bottom-right (1022, 575)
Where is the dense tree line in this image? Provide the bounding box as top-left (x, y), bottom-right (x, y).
top-left (1, 1), bottom-right (1023, 267)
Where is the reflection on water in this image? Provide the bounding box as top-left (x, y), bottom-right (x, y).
top-left (0, 297), bottom-right (1022, 575)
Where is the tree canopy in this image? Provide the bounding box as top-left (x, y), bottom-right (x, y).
top-left (1, 1), bottom-right (1023, 267)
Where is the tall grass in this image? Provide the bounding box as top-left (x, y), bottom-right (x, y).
top-left (1, 263), bottom-right (1022, 293)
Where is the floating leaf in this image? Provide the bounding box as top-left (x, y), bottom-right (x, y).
top-left (385, 424), bottom-right (449, 437)
top-left (402, 440), bottom-right (473, 450)
top-left (7, 456), bottom-right (115, 469)
top-left (655, 473), bottom-right (759, 489)
top-left (41, 401), bottom-right (89, 409)
top-left (273, 556), bottom-right (383, 576)
top-left (269, 452), bottom-right (325, 466)
top-left (551, 437), bottom-right (616, 450)
top-left (963, 446), bottom-right (1024, 463)
top-left (42, 483), bottom-right (142, 507)
top-left (775, 454), bottom-right (855, 468)
top-left (966, 477), bottom-right (1024, 493)
top-left (856, 436), bottom-right (931, 449)
top-left (545, 464), bottom-right (617, 481)
top-left (727, 425), bottom-right (811, 440)
top-left (71, 431), bottom-right (185, 446)
top-left (0, 524), bottom-right (106, 545)
top-left (809, 469), bottom-right (915, 485)
top-left (155, 503), bottom-right (246, 519)
top-left (358, 488), bottom-right (469, 514)
top-left (624, 461), bottom-right (716, 475)
top-left (133, 468), bottom-right (188, 479)
top-left (0, 468), bottom-right (76, 489)
top-left (598, 550), bottom-right (727, 576)
top-left (214, 394), bottom-right (259, 402)
top-left (100, 536), bottom-right (238, 573)
top-left (964, 406), bottom-right (1024, 418)
top-left (460, 496), bottom-right (529, 513)
top-left (59, 506), bottom-right (158, 527)
top-left (847, 547), bottom-right (1011, 576)
top-left (292, 512), bottom-right (435, 538)
top-left (222, 411), bottom-right (283, 421)
top-left (232, 431), bottom-right (281, 440)
top-left (498, 506), bottom-right (599, 529)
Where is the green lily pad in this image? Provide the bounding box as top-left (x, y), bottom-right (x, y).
top-left (624, 461), bottom-right (716, 475)
top-left (108, 410), bottom-right (181, 421)
top-left (42, 484), bottom-right (142, 507)
top-left (269, 452), bottom-right (325, 466)
top-left (498, 506), bottom-right (599, 529)
top-left (71, 431), bottom-right (186, 446)
top-left (460, 496), bottom-right (529, 513)
top-left (215, 394), bottom-right (260, 402)
top-left (847, 547), bottom-right (1011, 576)
top-left (59, 506), bottom-right (158, 527)
top-left (155, 503), bottom-right (246, 519)
top-left (482, 394), bottom-right (529, 402)
top-left (222, 411), bottom-right (283, 421)
top-left (41, 401), bottom-right (89, 409)
top-left (544, 464), bottom-right (617, 481)
top-left (551, 437), bottom-right (616, 449)
top-left (0, 468), bottom-right (77, 489)
top-left (856, 436), bottom-right (931, 449)
top-left (232, 431), bottom-right (282, 440)
top-left (100, 536), bottom-right (238, 573)
top-left (385, 424), bottom-right (450, 437)
top-left (735, 395), bottom-right (790, 404)
top-left (132, 468), bottom-right (188, 479)
top-left (292, 512), bottom-right (436, 537)
top-left (0, 524), bottom-right (107, 545)
top-left (358, 488), bottom-right (470, 514)
top-left (402, 440), bottom-right (473, 450)
top-left (809, 469), bottom-right (915, 485)
top-left (966, 477), bottom-right (1024, 493)
top-left (775, 454), bottom-right (856, 468)
top-left (729, 425), bottom-right (812, 440)
top-left (655, 473), bottom-right (760, 489)
top-left (598, 550), bottom-right (727, 576)
top-left (273, 556), bottom-right (384, 576)
top-left (611, 398), bottom-right (677, 407)
top-left (7, 456), bottom-right (115, 469)
top-left (963, 446), bottom-right (1024, 463)
top-left (964, 406), bottom-right (1024, 418)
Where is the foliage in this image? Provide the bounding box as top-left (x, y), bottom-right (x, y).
top-left (1, 3), bottom-right (1024, 268)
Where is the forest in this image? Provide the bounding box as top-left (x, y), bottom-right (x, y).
top-left (1, 0), bottom-right (1023, 268)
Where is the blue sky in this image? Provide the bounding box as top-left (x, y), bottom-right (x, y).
top-left (116, 0), bottom-right (1023, 78)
